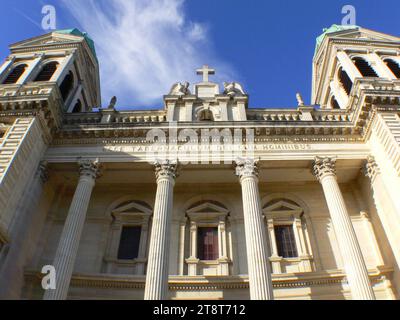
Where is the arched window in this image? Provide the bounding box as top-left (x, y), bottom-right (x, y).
top-left (338, 67), bottom-right (353, 95)
top-left (384, 58), bottom-right (400, 78)
top-left (34, 62), bottom-right (59, 82)
top-left (2, 64), bottom-right (27, 84)
top-left (352, 57), bottom-right (379, 77)
top-left (330, 96), bottom-right (340, 110)
top-left (198, 109), bottom-right (214, 121)
top-left (59, 71), bottom-right (74, 101)
top-left (72, 99), bottom-right (82, 113)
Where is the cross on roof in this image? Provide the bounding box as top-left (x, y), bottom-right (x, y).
top-left (196, 65), bottom-right (215, 82)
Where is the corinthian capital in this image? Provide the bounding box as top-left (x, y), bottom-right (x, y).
top-left (235, 158), bottom-right (259, 180)
top-left (78, 159), bottom-right (102, 179)
top-left (154, 159), bottom-right (179, 181)
top-left (312, 157), bottom-right (336, 181)
top-left (364, 155), bottom-right (380, 181)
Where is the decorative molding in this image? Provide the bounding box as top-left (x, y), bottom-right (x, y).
top-left (24, 267), bottom-right (393, 291)
top-left (37, 160), bottom-right (49, 183)
top-left (312, 157), bottom-right (337, 181)
top-left (78, 158), bottom-right (102, 179)
top-left (235, 158), bottom-right (259, 180)
top-left (154, 159), bottom-right (179, 181)
top-left (364, 155), bottom-right (380, 182)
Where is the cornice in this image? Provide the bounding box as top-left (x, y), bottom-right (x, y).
top-left (0, 82), bottom-right (65, 142)
top-left (24, 267), bottom-right (392, 291)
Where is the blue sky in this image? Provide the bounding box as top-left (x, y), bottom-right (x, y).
top-left (0, 0), bottom-right (399, 110)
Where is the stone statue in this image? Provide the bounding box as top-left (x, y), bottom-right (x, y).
top-left (223, 82), bottom-right (245, 97)
top-left (169, 82), bottom-right (191, 96)
top-left (296, 93), bottom-right (304, 106)
top-left (107, 96), bottom-right (117, 109)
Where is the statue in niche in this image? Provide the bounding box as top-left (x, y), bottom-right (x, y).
top-left (169, 82), bottom-right (191, 96)
top-left (223, 82), bottom-right (245, 97)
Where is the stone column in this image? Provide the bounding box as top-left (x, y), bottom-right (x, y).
top-left (364, 156), bottom-right (400, 268)
top-left (43, 159), bottom-right (101, 300)
top-left (336, 51), bottom-right (362, 82)
top-left (144, 160), bottom-right (178, 300)
top-left (235, 159), bottom-right (274, 300)
top-left (312, 157), bottom-right (375, 300)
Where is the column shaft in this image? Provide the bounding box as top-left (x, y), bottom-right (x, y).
top-left (144, 160), bottom-right (178, 300)
top-left (313, 157), bottom-right (375, 300)
top-left (43, 160), bottom-right (100, 300)
top-left (236, 159), bottom-right (274, 300)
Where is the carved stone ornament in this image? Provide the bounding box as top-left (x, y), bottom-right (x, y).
top-left (168, 82), bottom-right (191, 96)
top-left (364, 155), bottom-right (380, 181)
top-left (38, 160), bottom-right (49, 183)
top-left (154, 159), bottom-right (179, 181)
top-left (223, 82), bottom-right (245, 97)
top-left (235, 158), bottom-right (259, 179)
top-left (78, 158), bottom-right (102, 179)
top-left (312, 156), bottom-right (336, 181)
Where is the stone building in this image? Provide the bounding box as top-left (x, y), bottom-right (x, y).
top-left (0, 25), bottom-right (399, 300)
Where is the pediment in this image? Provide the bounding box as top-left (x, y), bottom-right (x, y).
top-left (263, 200), bottom-right (303, 213)
top-left (329, 28), bottom-right (400, 43)
top-left (112, 200), bottom-right (152, 215)
top-left (10, 32), bottom-right (84, 50)
top-left (187, 201), bottom-right (229, 215)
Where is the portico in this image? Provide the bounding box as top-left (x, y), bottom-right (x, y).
top-left (18, 151), bottom-right (394, 300)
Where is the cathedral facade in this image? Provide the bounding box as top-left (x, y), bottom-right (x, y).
top-left (0, 25), bottom-right (400, 300)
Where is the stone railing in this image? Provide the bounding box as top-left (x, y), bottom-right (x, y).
top-left (247, 108), bottom-right (352, 122)
top-left (0, 82), bottom-right (57, 99)
top-left (63, 110), bottom-right (167, 125)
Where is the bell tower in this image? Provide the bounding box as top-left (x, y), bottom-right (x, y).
top-left (0, 28), bottom-right (101, 113)
top-left (0, 29), bottom-right (100, 254)
top-left (312, 24), bottom-right (400, 110)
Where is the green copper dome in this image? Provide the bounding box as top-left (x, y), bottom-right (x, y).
top-left (55, 28), bottom-right (97, 61)
top-left (315, 24), bottom-right (359, 56)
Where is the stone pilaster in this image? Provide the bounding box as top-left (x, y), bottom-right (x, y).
top-left (235, 159), bottom-right (274, 300)
top-left (43, 159), bottom-right (101, 300)
top-left (312, 157), bottom-right (375, 300)
top-left (0, 161), bottom-right (48, 299)
top-left (364, 156), bottom-right (400, 270)
top-left (144, 160), bottom-right (178, 300)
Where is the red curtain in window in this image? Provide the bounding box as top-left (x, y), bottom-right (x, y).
top-left (198, 227), bottom-right (218, 260)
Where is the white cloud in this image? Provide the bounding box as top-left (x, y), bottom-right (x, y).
top-left (61, 0), bottom-right (237, 109)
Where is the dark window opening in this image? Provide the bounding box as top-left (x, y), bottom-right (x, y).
top-left (339, 67), bottom-right (353, 95)
top-left (275, 225), bottom-right (298, 258)
top-left (59, 71), bottom-right (74, 101)
top-left (330, 96), bottom-right (340, 110)
top-left (352, 57), bottom-right (379, 77)
top-left (117, 226), bottom-right (141, 260)
top-left (385, 58), bottom-right (400, 79)
top-left (72, 99), bottom-right (82, 113)
top-left (34, 62), bottom-right (59, 82)
top-left (197, 227), bottom-right (218, 260)
top-left (2, 64), bottom-right (27, 84)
